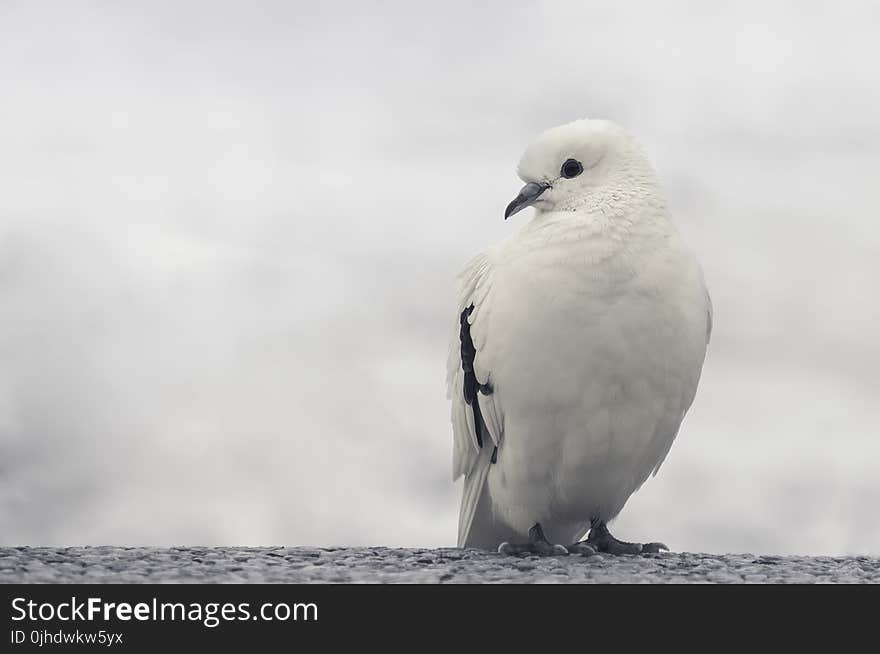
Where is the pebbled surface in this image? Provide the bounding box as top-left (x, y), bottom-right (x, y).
top-left (2, 548), bottom-right (879, 583)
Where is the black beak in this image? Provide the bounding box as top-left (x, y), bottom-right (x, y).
top-left (504, 181), bottom-right (550, 220)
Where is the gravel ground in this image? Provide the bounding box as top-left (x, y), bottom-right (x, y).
top-left (2, 547), bottom-right (879, 583)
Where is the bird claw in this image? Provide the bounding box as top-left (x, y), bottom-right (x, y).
top-left (566, 542), bottom-right (598, 557)
top-left (497, 523), bottom-right (569, 557)
top-left (585, 521), bottom-right (669, 556)
top-left (498, 541), bottom-right (569, 557)
top-left (497, 522), bottom-right (668, 557)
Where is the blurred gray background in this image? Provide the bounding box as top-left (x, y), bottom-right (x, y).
top-left (1, 0), bottom-right (878, 555)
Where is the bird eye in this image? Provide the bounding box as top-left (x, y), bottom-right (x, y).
top-left (560, 158), bottom-right (583, 179)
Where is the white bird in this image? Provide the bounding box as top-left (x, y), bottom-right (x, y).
top-left (447, 119), bottom-right (711, 555)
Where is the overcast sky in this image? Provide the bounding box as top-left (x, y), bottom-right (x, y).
top-left (1, 0), bottom-right (878, 555)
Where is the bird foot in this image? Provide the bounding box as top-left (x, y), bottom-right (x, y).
top-left (498, 523), bottom-right (569, 557)
top-left (566, 542), bottom-right (598, 556)
top-left (582, 520), bottom-right (668, 555)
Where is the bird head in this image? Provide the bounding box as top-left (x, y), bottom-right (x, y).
top-left (504, 119), bottom-right (649, 220)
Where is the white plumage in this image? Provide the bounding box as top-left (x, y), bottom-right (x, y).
top-left (447, 119), bottom-right (711, 550)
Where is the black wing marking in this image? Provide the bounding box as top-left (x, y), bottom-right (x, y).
top-left (459, 304), bottom-right (494, 452)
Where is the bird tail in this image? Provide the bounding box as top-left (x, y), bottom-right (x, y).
top-left (457, 454), bottom-right (519, 549)
top-left (457, 455), bottom-right (489, 547)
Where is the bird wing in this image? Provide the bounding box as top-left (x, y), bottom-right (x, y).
top-left (446, 251), bottom-right (503, 547)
